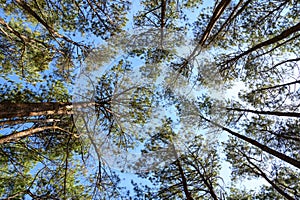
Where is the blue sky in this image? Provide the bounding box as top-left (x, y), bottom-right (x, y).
top-left (0, 0), bottom-right (280, 198)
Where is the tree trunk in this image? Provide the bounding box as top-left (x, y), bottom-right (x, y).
top-left (208, 0), bottom-right (250, 46)
top-left (188, 0), bottom-right (231, 60)
top-left (223, 22), bottom-right (300, 66)
top-left (189, 160), bottom-right (219, 200)
top-left (225, 107), bottom-right (300, 118)
top-left (0, 125), bottom-right (77, 144)
top-left (253, 79), bottom-right (300, 92)
top-left (0, 102), bottom-right (96, 119)
top-left (241, 150), bottom-right (295, 200)
top-left (200, 115), bottom-right (300, 169)
top-left (171, 144), bottom-right (195, 200)
top-left (15, 0), bottom-right (86, 48)
top-left (0, 126), bottom-right (57, 144)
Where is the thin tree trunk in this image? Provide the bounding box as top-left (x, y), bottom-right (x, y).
top-left (199, 115), bottom-right (300, 169)
top-left (160, 0), bottom-right (166, 48)
top-left (0, 126), bottom-right (56, 144)
top-left (225, 107), bottom-right (300, 118)
top-left (171, 144), bottom-right (195, 200)
top-left (176, 0), bottom-right (231, 75)
top-left (260, 57), bottom-right (300, 73)
top-left (208, 0), bottom-right (251, 46)
top-left (15, 0), bottom-right (87, 48)
top-left (253, 79), bottom-right (300, 92)
top-left (188, 159), bottom-right (219, 200)
top-left (0, 125), bottom-right (77, 144)
top-left (199, 0), bottom-right (232, 46)
top-left (187, 0), bottom-right (231, 60)
top-left (223, 22), bottom-right (300, 66)
top-left (239, 149), bottom-right (294, 200)
top-left (86, 0), bottom-right (111, 31)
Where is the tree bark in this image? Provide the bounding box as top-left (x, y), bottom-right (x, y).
top-left (160, 0), bottom-right (166, 48)
top-left (0, 102), bottom-right (96, 119)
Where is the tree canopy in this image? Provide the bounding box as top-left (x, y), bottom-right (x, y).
top-left (0, 0), bottom-right (299, 199)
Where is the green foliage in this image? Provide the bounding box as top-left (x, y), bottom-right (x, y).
top-left (0, 124), bottom-right (91, 199)
top-left (129, 120), bottom-right (224, 199)
top-left (0, 0), bottom-right (130, 82)
top-left (0, 0), bottom-right (299, 199)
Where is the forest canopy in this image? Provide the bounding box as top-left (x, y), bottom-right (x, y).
top-left (0, 0), bottom-right (299, 199)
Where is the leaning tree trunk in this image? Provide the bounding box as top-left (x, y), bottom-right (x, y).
top-left (200, 115), bottom-right (300, 169)
top-left (0, 102), bottom-right (98, 119)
